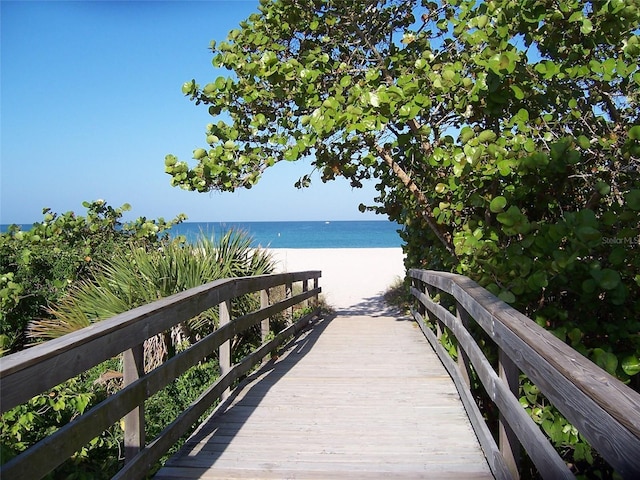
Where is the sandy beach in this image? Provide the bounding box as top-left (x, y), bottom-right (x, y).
top-left (268, 248), bottom-right (406, 312)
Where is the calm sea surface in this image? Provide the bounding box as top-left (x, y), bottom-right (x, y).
top-left (171, 221), bottom-right (403, 248)
top-left (1, 221), bottom-right (404, 249)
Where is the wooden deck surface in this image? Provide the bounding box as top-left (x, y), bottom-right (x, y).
top-left (154, 311), bottom-right (493, 479)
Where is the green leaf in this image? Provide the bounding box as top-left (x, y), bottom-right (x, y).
top-left (477, 130), bottom-right (497, 143)
top-left (339, 75), bottom-right (352, 88)
top-left (362, 91), bottom-right (380, 107)
top-left (596, 181), bottom-right (610, 195)
top-left (510, 85), bottom-right (525, 99)
top-left (442, 68), bottom-right (456, 82)
top-left (489, 196), bottom-right (507, 213)
top-left (459, 127), bottom-right (474, 144)
top-left (568, 11), bottom-right (583, 22)
top-left (499, 53), bottom-right (512, 71)
top-left (516, 108), bottom-right (529, 122)
top-left (193, 148), bottom-right (207, 159)
top-left (625, 190), bottom-right (640, 210)
top-left (577, 135), bottom-right (590, 149)
top-left (567, 328), bottom-right (582, 347)
top-left (283, 145), bottom-right (299, 161)
top-left (592, 269), bottom-right (621, 290)
top-left (181, 80), bottom-right (196, 95)
top-left (399, 104), bottom-right (416, 118)
top-left (593, 349), bottom-right (618, 375)
top-left (608, 247), bottom-right (626, 266)
top-left (535, 63), bottom-right (547, 75)
top-left (622, 355), bottom-right (640, 376)
top-left (415, 58), bottom-right (427, 70)
top-left (629, 125), bottom-right (640, 140)
top-left (575, 226), bottom-right (601, 243)
top-left (498, 290), bottom-right (516, 303)
top-left (214, 76), bottom-right (227, 90)
top-left (523, 138), bottom-right (536, 153)
top-left (581, 19), bottom-right (593, 35)
top-left (497, 211), bottom-right (514, 226)
top-left (527, 270), bottom-right (548, 289)
top-left (497, 160), bottom-right (512, 176)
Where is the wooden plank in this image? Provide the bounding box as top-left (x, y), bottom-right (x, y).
top-left (412, 307), bottom-right (513, 480)
top-left (0, 272), bottom-right (321, 412)
top-left (113, 309), bottom-right (319, 480)
top-left (411, 269), bottom-right (640, 435)
top-left (123, 343), bottom-right (145, 463)
top-left (157, 466), bottom-right (492, 480)
top-left (219, 299), bottom-right (231, 401)
top-left (0, 274), bottom-right (320, 479)
top-left (413, 288), bottom-right (572, 478)
top-left (155, 314), bottom-right (493, 480)
top-left (409, 269), bottom-right (640, 477)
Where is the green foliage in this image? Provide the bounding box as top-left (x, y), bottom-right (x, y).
top-left (1, 359), bottom-right (124, 478)
top-left (0, 200), bottom-right (185, 354)
top-left (145, 358), bottom-right (221, 475)
top-left (29, 229), bottom-right (275, 368)
top-left (518, 380), bottom-right (614, 477)
top-left (171, 0), bottom-right (640, 372)
top-left (2, 215), bottom-right (278, 477)
top-left (170, 0), bottom-right (639, 475)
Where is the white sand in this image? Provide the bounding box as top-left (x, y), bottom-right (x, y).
top-left (268, 248), bottom-right (406, 312)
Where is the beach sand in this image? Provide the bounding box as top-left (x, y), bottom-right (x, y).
top-left (268, 248), bottom-right (406, 313)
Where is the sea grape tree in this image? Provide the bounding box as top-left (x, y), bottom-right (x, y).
top-left (0, 201), bottom-right (185, 354)
top-left (167, 0), bottom-right (639, 397)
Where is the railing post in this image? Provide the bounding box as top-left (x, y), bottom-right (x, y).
top-left (219, 299), bottom-right (231, 400)
top-left (260, 289), bottom-right (270, 364)
top-left (286, 280), bottom-right (293, 322)
top-left (260, 289), bottom-right (270, 343)
top-left (302, 279), bottom-right (309, 309)
top-left (414, 276), bottom-right (426, 318)
top-left (499, 348), bottom-right (521, 479)
top-left (313, 276), bottom-right (319, 307)
top-left (123, 343), bottom-right (145, 464)
top-left (455, 302), bottom-right (473, 389)
top-left (424, 284), bottom-right (443, 339)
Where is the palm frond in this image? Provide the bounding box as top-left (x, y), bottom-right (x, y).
top-left (27, 230), bottom-right (276, 367)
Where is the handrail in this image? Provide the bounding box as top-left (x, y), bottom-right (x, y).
top-left (0, 270), bottom-right (322, 480)
top-left (408, 269), bottom-right (640, 480)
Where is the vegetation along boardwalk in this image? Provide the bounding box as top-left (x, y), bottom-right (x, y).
top-left (155, 312), bottom-right (493, 479)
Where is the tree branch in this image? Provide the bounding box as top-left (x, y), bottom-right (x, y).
top-left (373, 142), bottom-right (458, 260)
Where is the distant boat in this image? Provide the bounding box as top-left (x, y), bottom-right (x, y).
top-left (325, 221), bottom-right (330, 224)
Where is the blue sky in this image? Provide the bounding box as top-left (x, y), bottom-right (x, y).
top-left (1, 1), bottom-right (381, 224)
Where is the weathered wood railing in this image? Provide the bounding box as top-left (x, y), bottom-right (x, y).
top-left (0, 271), bottom-right (321, 480)
top-left (409, 269), bottom-right (640, 480)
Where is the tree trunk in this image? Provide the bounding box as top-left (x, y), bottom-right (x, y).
top-left (373, 142), bottom-right (458, 260)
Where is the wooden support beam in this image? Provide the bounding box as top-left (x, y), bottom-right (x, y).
top-left (219, 299), bottom-right (232, 400)
top-left (499, 348), bottom-right (521, 479)
top-left (123, 343), bottom-right (145, 464)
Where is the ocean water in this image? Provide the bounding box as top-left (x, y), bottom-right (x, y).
top-left (170, 221), bottom-right (403, 248)
top-left (1, 221), bottom-right (404, 249)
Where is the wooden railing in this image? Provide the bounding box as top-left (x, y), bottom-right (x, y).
top-left (0, 271), bottom-right (321, 480)
top-left (408, 269), bottom-right (640, 480)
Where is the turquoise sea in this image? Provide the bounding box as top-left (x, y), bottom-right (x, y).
top-left (171, 221), bottom-right (403, 248)
top-left (1, 221), bottom-right (404, 249)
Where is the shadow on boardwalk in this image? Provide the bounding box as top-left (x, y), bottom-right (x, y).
top-left (155, 296), bottom-right (493, 479)
top-left (159, 312), bottom-right (337, 471)
top-left (333, 294), bottom-right (409, 318)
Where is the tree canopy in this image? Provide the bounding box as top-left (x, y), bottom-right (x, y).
top-left (167, 0), bottom-right (639, 393)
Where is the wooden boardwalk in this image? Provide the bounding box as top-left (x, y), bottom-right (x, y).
top-left (155, 311), bottom-right (493, 479)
